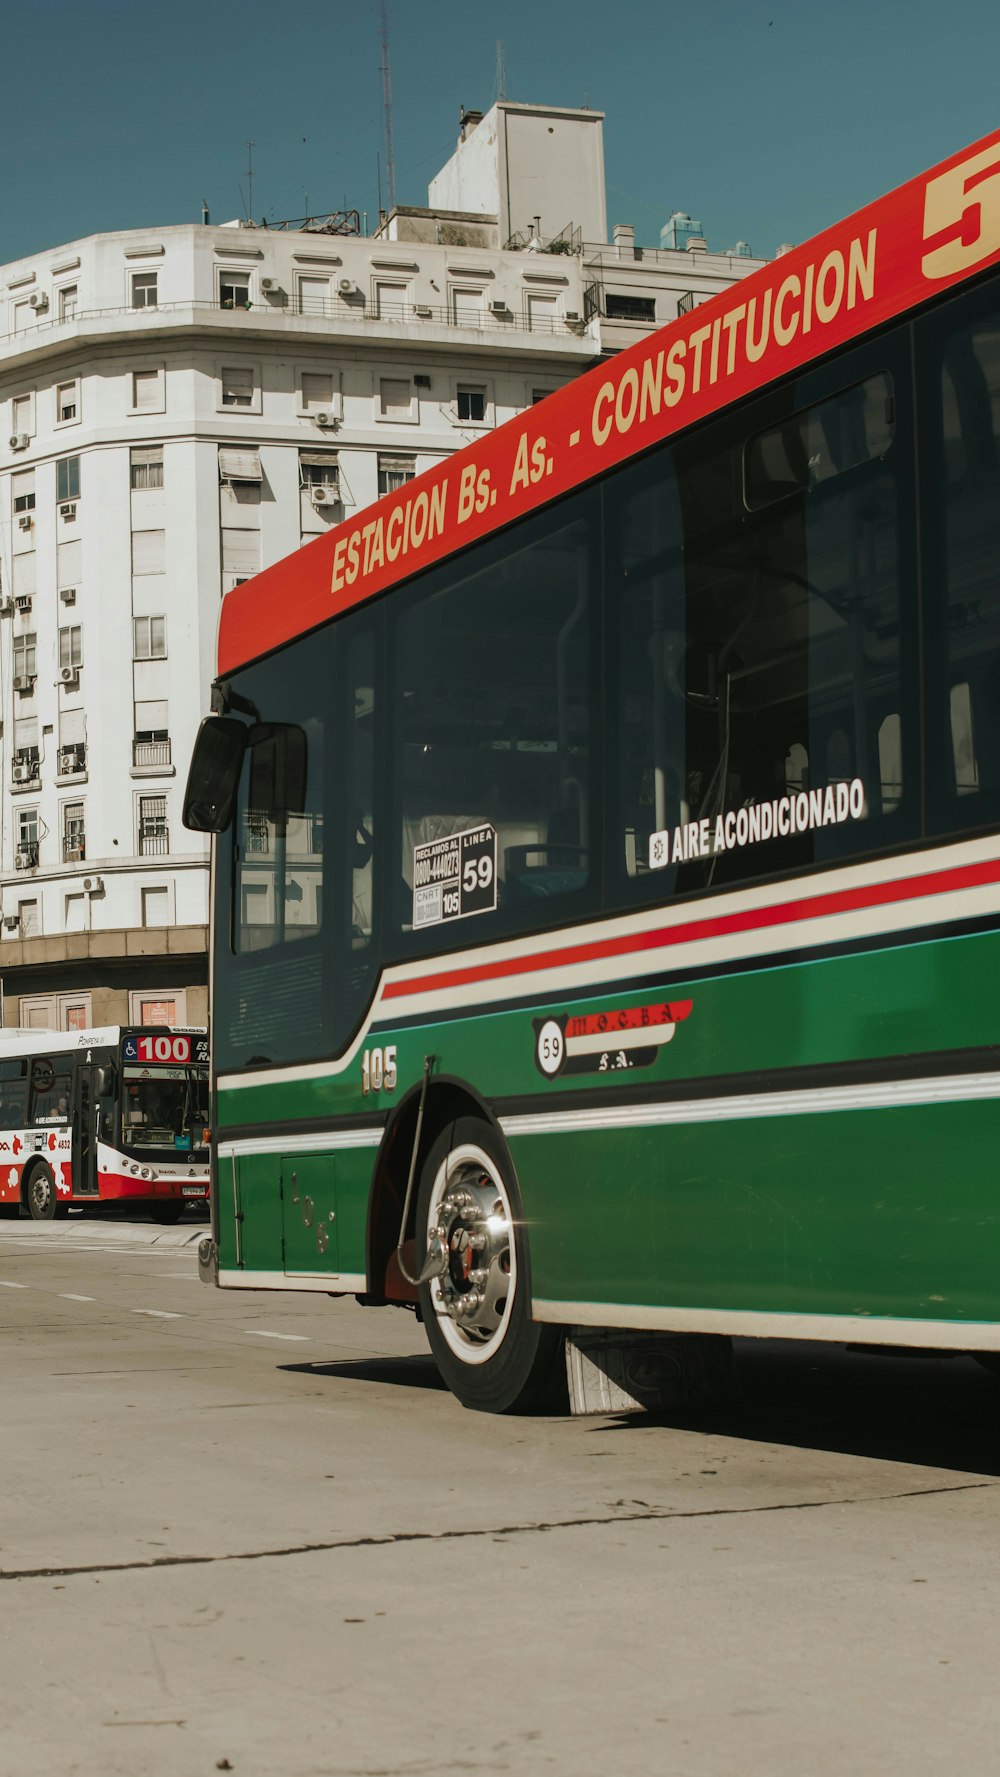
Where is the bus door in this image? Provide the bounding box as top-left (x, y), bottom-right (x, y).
top-left (72, 1064), bottom-right (100, 1196)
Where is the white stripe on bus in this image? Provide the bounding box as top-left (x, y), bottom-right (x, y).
top-left (535, 1299), bottom-right (1000, 1351)
top-left (499, 1070), bottom-right (1000, 1139)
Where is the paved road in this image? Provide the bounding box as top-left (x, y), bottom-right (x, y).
top-left (3, 1214), bottom-right (1000, 1777)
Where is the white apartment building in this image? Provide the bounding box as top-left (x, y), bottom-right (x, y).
top-left (0, 100), bottom-right (765, 1030)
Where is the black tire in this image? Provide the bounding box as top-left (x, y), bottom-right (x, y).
top-left (24, 1163), bottom-right (57, 1222)
top-left (150, 1201), bottom-right (185, 1225)
top-left (416, 1116), bottom-right (566, 1415)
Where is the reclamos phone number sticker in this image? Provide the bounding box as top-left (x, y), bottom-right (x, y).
top-left (413, 824), bottom-right (497, 928)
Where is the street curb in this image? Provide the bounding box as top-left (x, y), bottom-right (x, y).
top-left (0, 1220), bottom-right (206, 1248)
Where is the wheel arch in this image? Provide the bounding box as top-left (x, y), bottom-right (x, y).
top-left (364, 1072), bottom-right (507, 1306)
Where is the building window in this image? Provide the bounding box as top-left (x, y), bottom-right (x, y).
top-left (134, 701), bottom-right (170, 768)
top-left (375, 281), bottom-right (411, 321)
top-left (56, 457), bottom-right (80, 502)
top-left (299, 453), bottom-right (340, 495)
top-left (133, 615), bottom-right (167, 659)
top-left (59, 708), bottom-right (86, 776)
top-left (379, 377), bottom-right (414, 419)
top-left (130, 993), bottom-right (183, 1026)
top-left (131, 369), bottom-right (162, 412)
top-left (141, 886), bottom-right (171, 928)
top-left (221, 366), bottom-right (255, 408)
top-left (12, 470), bottom-right (35, 514)
top-left (65, 895), bottom-right (86, 934)
top-left (138, 794), bottom-right (169, 855)
top-left (59, 626), bottom-right (83, 671)
top-left (16, 809), bottom-right (39, 868)
top-left (218, 446), bottom-right (262, 486)
top-left (131, 271), bottom-right (158, 309)
top-left (62, 802), bottom-right (85, 863)
top-left (132, 529), bottom-right (166, 575)
top-left (452, 287), bottom-right (485, 326)
top-left (221, 529), bottom-right (261, 576)
top-left (301, 371), bottom-right (336, 414)
top-left (378, 453), bottom-right (416, 496)
top-left (456, 385), bottom-right (486, 423)
top-left (605, 293), bottom-right (657, 323)
top-left (12, 394), bottom-right (33, 438)
top-left (56, 380), bottom-right (79, 424)
top-left (131, 445), bottom-right (163, 490)
top-left (58, 285), bottom-right (78, 321)
top-left (219, 273), bottom-right (250, 311)
top-left (297, 276), bottom-right (330, 316)
top-left (18, 906), bottom-right (41, 944)
top-left (13, 633), bottom-right (37, 682)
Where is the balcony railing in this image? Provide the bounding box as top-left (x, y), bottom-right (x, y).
top-left (0, 295), bottom-right (590, 345)
top-left (133, 738), bottom-right (172, 770)
top-left (138, 828), bottom-right (169, 856)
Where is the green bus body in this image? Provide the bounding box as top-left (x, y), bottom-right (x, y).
top-left (191, 134), bottom-right (1000, 1408)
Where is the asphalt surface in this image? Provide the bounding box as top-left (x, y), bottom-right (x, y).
top-left (3, 1213), bottom-right (1000, 1776)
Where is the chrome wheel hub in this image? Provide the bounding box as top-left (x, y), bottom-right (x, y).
top-left (427, 1162), bottom-right (513, 1350)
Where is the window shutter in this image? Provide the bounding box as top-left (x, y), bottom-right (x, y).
top-left (13, 553), bottom-right (36, 598)
top-left (60, 709), bottom-right (86, 746)
top-left (302, 373), bottom-right (333, 410)
top-left (453, 288), bottom-right (484, 325)
top-left (133, 370), bottom-right (160, 410)
top-left (57, 539), bottom-right (81, 588)
top-left (218, 447), bottom-right (262, 482)
top-left (132, 530), bottom-right (165, 574)
top-left (135, 699), bottom-right (169, 733)
top-left (221, 529), bottom-right (261, 574)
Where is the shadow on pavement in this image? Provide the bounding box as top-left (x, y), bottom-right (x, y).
top-left (595, 1339), bottom-right (1000, 1477)
top-left (287, 1338), bottom-right (1000, 1475)
top-left (281, 1354), bottom-right (447, 1392)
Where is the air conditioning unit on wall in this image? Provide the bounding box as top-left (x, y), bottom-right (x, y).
top-left (28, 292), bottom-right (48, 311)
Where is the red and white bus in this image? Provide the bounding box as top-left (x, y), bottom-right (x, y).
top-left (0, 1025), bottom-right (210, 1222)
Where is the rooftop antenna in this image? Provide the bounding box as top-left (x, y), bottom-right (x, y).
top-left (496, 39), bottom-right (506, 101)
top-left (246, 140), bottom-right (255, 222)
top-left (379, 0), bottom-right (396, 211)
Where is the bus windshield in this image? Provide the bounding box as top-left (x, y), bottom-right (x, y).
top-left (121, 1068), bottom-right (210, 1156)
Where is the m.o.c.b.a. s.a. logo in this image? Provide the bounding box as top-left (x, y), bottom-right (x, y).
top-left (533, 999), bottom-right (692, 1080)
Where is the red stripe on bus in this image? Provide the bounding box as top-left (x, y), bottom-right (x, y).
top-left (381, 856), bottom-right (1000, 1003)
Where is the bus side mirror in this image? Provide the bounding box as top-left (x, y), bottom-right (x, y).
top-left (183, 717), bottom-right (247, 833)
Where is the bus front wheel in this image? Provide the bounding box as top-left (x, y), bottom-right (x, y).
top-left (24, 1163), bottom-right (57, 1222)
top-left (416, 1117), bottom-right (565, 1415)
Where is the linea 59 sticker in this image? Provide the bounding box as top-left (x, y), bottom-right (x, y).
top-left (534, 1000), bottom-right (693, 1079)
top-left (413, 824), bottom-right (497, 928)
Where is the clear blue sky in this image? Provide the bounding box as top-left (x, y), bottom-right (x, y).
top-left (8, 0), bottom-right (1000, 262)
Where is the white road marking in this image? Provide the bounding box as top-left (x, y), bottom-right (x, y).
top-left (0, 1280), bottom-right (28, 1289)
top-left (60, 1293), bottom-right (95, 1302)
top-left (132, 1309), bottom-right (184, 1320)
top-left (245, 1329), bottom-right (310, 1342)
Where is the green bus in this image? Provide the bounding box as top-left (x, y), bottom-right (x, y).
top-left (186, 130), bottom-right (1000, 1411)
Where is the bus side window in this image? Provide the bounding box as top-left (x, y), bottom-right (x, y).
top-left (920, 285), bottom-right (1000, 834)
top-left (30, 1055), bottom-right (73, 1124)
top-left (0, 1059), bottom-right (28, 1128)
top-left (390, 495), bottom-right (595, 937)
